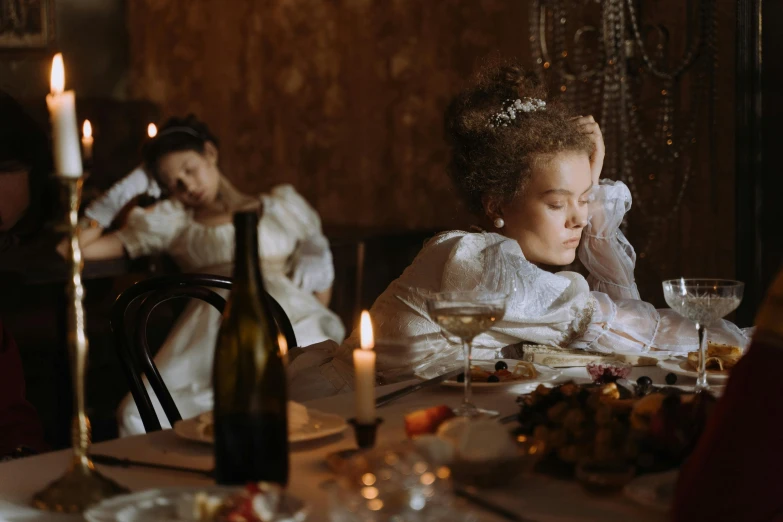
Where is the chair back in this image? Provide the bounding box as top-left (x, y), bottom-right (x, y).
top-left (110, 273), bottom-right (297, 432)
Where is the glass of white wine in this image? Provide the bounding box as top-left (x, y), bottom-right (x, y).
top-left (662, 278), bottom-right (744, 393)
top-left (426, 291), bottom-right (507, 417)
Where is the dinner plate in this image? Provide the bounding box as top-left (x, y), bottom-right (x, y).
top-left (623, 469), bottom-right (678, 512)
top-left (173, 408), bottom-right (348, 445)
top-left (657, 358), bottom-right (730, 384)
top-left (415, 359), bottom-right (561, 389)
top-left (85, 486), bottom-right (307, 522)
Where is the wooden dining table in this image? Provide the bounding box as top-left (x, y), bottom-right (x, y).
top-left (0, 366), bottom-right (674, 521)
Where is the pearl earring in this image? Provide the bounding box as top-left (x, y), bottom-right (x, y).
top-left (493, 217), bottom-right (505, 229)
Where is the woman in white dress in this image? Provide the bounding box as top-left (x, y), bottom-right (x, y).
top-left (76, 115), bottom-right (345, 435)
top-left (301, 60), bottom-right (746, 391)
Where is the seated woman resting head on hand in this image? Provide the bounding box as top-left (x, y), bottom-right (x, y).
top-left (77, 115), bottom-right (345, 435)
top-left (324, 60), bottom-right (747, 385)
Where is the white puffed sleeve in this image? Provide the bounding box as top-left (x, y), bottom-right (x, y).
top-left (265, 184), bottom-right (334, 293)
top-left (334, 232), bottom-right (598, 382)
top-left (114, 199), bottom-right (188, 259)
top-left (578, 179), bottom-right (640, 300)
top-left (84, 167), bottom-right (162, 228)
top-left (439, 233), bottom-right (595, 351)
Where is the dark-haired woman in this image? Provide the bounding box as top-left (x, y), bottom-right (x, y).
top-left (0, 91), bottom-right (50, 455)
top-left (77, 116), bottom-right (345, 435)
top-left (327, 61), bottom-right (747, 384)
top-left (0, 92), bottom-right (56, 250)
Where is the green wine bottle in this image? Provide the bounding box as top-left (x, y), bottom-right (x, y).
top-left (213, 210), bottom-right (289, 486)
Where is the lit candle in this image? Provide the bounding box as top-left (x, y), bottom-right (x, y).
top-left (46, 53), bottom-right (83, 178)
top-left (147, 123), bottom-right (158, 138)
top-left (81, 120), bottom-right (94, 162)
top-left (354, 311), bottom-right (377, 424)
top-left (277, 333), bottom-right (288, 364)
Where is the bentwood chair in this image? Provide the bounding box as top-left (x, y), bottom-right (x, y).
top-left (109, 273), bottom-right (297, 433)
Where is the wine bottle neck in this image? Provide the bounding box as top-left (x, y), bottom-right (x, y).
top-left (232, 211), bottom-right (263, 290)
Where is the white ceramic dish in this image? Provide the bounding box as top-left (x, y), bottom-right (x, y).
top-left (657, 358), bottom-right (730, 384)
top-left (84, 486), bottom-right (308, 522)
top-left (173, 408), bottom-right (347, 445)
top-left (415, 359), bottom-right (561, 389)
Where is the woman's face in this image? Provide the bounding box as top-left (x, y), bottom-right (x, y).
top-left (0, 167), bottom-right (30, 231)
top-left (498, 151), bottom-right (593, 266)
top-left (156, 143), bottom-right (220, 208)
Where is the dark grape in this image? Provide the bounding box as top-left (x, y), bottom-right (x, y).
top-left (456, 373), bottom-right (465, 383)
top-left (665, 373), bottom-right (678, 385)
top-left (636, 376), bottom-right (653, 387)
top-left (487, 375), bottom-right (500, 383)
top-left (495, 360), bottom-right (509, 371)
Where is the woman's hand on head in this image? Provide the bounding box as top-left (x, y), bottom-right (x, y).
top-left (573, 115), bottom-right (604, 186)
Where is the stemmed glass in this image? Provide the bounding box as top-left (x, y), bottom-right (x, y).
top-left (426, 291), bottom-right (507, 417)
top-left (425, 242), bottom-right (513, 417)
top-left (662, 278), bottom-right (744, 393)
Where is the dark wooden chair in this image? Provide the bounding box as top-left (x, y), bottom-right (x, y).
top-left (109, 273), bottom-right (297, 433)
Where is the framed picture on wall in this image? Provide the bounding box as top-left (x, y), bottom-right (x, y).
top-left (0, 0), bottom-right (55, 49)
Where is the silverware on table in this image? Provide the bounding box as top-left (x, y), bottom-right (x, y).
top-left (455, 486), bottom-right (536, 522)
top-left (375, 368), bottom-right (463, 407)
top-left (498, 413), bottom-right (518, 425)
top-left (90, 453), bottom-right (212, 478)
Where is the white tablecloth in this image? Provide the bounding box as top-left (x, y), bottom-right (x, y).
top-left (0, 367), bottom-right (677, 521)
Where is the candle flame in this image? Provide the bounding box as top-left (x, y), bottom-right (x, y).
top-left (147, 123), bottom-right (158, 138)
top-left (277, 333), bottom-right (288, 356)
top-left (50, 53), bottom-right (65, 94)
top-left (360, 311), bottom-right (374, 350)
top-left (83, 120), bottom-right (92, 139)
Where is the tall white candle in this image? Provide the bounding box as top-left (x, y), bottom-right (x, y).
top-left (46, 54), bottom-right (83, 178)
top-left (354, 311), bottom-right (377, 424)
top-left (81, 120), bottom-right (94, 162)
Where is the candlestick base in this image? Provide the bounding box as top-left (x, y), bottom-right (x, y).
top-left (32, 456), bottom-right (129, 513)
top-left (348, 418), bottom-right (383, 449)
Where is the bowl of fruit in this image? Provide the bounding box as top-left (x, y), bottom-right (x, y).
top-left (513, 381), bottom-right (717, 477)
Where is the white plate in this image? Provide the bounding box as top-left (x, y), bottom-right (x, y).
top-left (173, 408), bottom-right (348, 445)
top-left (417, 359), bottom-right (561, 389)
top-left (85, 486), bottom-right (307, 522)
top-left (623, 469), bottom-right (678, 512)
top-left (657, 358), bottom-right (730, 384)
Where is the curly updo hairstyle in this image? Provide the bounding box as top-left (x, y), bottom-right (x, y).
top-left (445, 60), bottom-right (592, 214)
top-left (142, 114), bottom-right (219, 181)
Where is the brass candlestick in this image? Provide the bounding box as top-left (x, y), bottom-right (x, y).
top-left (32, 175), bottom-right (128, 513)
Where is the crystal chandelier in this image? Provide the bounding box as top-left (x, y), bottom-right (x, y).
top-left (530, 0), bottom-right (718, 258)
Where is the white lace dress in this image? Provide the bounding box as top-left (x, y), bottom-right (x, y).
top-left (115, 184), bottom-right (345, 436)
top-left (305, 179), bottom-right (747, 390)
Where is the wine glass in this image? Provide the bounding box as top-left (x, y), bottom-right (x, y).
top-left (662, 278), bottom-right (744, 393)
top-left (425, 292), bottom-right (507, 417)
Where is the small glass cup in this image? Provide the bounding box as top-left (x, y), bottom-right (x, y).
top-left (575, 459), bottom-right (635, 496)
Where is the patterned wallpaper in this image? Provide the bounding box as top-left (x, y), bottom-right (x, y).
top-left (127, 0), bottom-right (739, 308)
top-left (127, 0), bottom-right (531, 230)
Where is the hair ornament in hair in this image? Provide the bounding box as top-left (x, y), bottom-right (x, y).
top-left (154, 126), bottom-right (203, 140)
top-left (488, 97), bottom-right (546, 128)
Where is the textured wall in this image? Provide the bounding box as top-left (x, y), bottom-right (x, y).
top-left (127, 0), bottom-right (531, 230)
top-left (0, 0), bottom-right (129, 100)
top-left (127, 0), bottom-right (740, 309)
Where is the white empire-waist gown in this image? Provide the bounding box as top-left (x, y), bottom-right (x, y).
top-left (115, 184), bottom-right (345, 436)
top-left (296, 179), bottom-right (747, 395)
